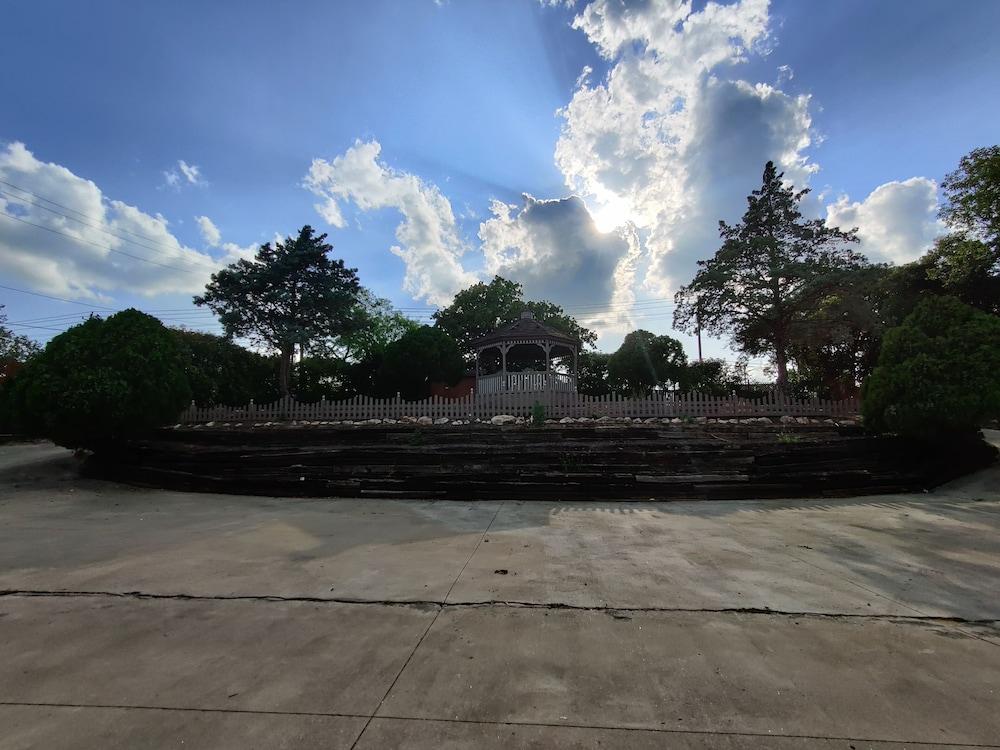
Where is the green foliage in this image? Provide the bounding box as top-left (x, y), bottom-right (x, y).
top-left (374, 326), bottom-right (465, 400)
top-left (1, 305), bottom-right (41, 379)
top-left (577, 351), bottom-right (613, 396)
top-left (940, 145), bottom-right (1000, 249)
top-left (674, 161), bottom-right (864, 393)
top-left (680, 358), bottom-right (738, 396)
top-left (171, 329), bottom-right (278, 406)
top-left (607, 330), bottom-right (687, 397)
top-left (432, 276), bottom-right (596, 355)
top-left (10, 310), bottom-right (191, 448)
top-left (195, 225), bottom-right (363, 394)
top-left (531, 400), bottom-right (546, 427)
top-left (310, 289), bottom-right (420, 363)
top-left (293, 356), bottom-right (353, 402)
top-left (862, 297), bottom-right (1000, 439)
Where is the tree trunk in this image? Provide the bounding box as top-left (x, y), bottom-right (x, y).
top-left (278, 344), bottom-right (293, 396)
top-left (774, 339), bottom-right (789, 399)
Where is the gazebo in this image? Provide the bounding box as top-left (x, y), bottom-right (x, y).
top-left (471, 311), bottom-right (579, 394)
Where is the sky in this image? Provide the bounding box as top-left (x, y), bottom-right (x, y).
top-left (2, 0), bottom-right (999, 374)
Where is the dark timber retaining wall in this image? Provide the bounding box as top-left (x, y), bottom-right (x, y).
top-left (87, 423), bottom-right (997, 501)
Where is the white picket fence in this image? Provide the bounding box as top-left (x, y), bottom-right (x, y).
top-left (178, 390), bottom-right (859, 424)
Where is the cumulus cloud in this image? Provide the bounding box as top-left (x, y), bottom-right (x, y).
top-left (826, 178), bottom-right (942, 264)
top-left (195, 215), bottom-right (221, 247)
top-left (556, 0), bottom-right (822, 293)
top-left (305, 139), bottom-right (476, 305)
top-left (479, 194), bottom-right (640, 333)
top-left (163, 159), bottom-right (204, 189)
top-left (0, 142), bottom-right (239, 299)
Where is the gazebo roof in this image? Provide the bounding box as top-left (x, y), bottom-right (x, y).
top-left (471, 310), bottom-right (579, 349)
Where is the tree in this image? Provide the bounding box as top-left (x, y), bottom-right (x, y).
top-left (308, 288), bottom-right (419, 363)
top-left (674, 161), bottom-right (864, 394)
top-left (577, 351), bottom-right (613, 397)
top-left (195, 225), bottom-right (362, 395)
top-left (680, 358), bottom-right (738, 396)
top-left (784, 264), bottom-right (892, 398)
top-left (607, 330), bottom-right (687, 397)
top-left (374, 326), bottom-right (465, 400)
top-left (862, 296), bottom-right (1000, 439)
top-left (940, 145), bottom-right (1000, 250)
top-left (0, 305), bottom-right (40, 381)
top-left (171, 329), bottom-right (278, 406)
top-left (433, 276), bottom-right (596, 355)
top-left (9, 310), bottom-right (190, 448)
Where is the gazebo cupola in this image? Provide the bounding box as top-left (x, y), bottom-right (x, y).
top-left (470, 310), bottom-right (579, 394)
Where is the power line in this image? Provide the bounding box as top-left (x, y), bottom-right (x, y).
top-left (0, 210), bottom-right (213, 276)
top-left (0, 178), bottom-right (217, 259)
top-left (0, 283), bottom-right (118, 310)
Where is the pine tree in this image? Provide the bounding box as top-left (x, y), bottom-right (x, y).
top-left (195, 226), bottom-right (362, 395)
top-left (674, 162), bottom-right (863, 394)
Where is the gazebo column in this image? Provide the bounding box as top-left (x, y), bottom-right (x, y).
top-left (543, 342), bottom-right (552, 397)
top-left (572, 346), bottom-right (579, 388)
top-left (501, 344), bottom-right (509, 391)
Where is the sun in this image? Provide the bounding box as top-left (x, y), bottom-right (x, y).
top-left (590, 196), bottom-right (632, 233)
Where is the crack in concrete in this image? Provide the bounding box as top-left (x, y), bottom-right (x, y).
top-left (2, 588), bottom-right (997, 628)
top-left (1, 701), bottom-right (998, 748)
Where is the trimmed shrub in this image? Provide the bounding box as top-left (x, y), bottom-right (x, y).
top-left (862, 296), bottom-right (1000, 439)
top-left (172, 329), bottom-right (279, 406)
top-left (13, 310), bottom-right (191, 448)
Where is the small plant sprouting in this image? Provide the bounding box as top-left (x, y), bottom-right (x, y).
top-left (777, 432), bottom-right (802, 444)
top-left (531, 401), bottom-right (546, 427)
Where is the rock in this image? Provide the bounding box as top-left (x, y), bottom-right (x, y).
top-left (694, 417), bottom-right (707, 423)
top-left (400, 416), bottom-right (417, 424)
top-left (417, 416), bottom-right (433, 425)
top-left (434, 417), bottom-right (450, 425)
top-left (205, 421), bottom-right (216, 427)
top-left (515, 416), bottom-right (525, 424)
top-left (382, 418), bottom-right (397, 424)
top-left (544, 419), bottom-right (558, 424)
top-left (578, 416), bottom-right (594, 423)
top-left (643, 417), bottom-right (658, 424)
top-left (559, 417), bottom-right (575, 424)
top-left (780, 415), bottom-right (796, 424)
top-left (170, 424), bottom-right (181, 429)
top-left (491, 414), bottom-right (517, 426)
top-left (796, 416), bottom-right (810, 425)
top-left (823, 418), bottom-right (836, 425)
top-left (364, 418), bottom-right (382, 424)
top-left (596, 416), bottom-right (612, 423)
top-left (671, 418), bottom-right (683, 424)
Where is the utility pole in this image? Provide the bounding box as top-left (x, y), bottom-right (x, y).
top-left (695, 305), bottom-right (703, 363)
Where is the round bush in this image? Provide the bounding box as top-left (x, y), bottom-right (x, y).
top-left (14, 309), bottom-right (191, 448)
top-left (862, 296), bottom-right (1000, 439)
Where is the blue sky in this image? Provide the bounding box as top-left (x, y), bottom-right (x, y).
top-left (2, 0), bottom-right (999, 370)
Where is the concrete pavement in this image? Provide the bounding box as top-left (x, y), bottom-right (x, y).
top-left (1, 438), bottom-right (998, 748)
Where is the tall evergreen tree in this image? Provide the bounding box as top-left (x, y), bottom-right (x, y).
top-left (673, 162), bottom-right (864, 394)
top-left (195, 225), bottom-right (362, 395)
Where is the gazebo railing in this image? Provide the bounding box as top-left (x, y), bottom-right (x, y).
top-left (477, 371), bottom-right (576, 394)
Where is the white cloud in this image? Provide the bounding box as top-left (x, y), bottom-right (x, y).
top-left (305, 139), bottom-right (476, 305)
top-left (826, 178), bottom-right (943, 264)
top-left (479, 194), bottom-right (640, 336)
top-left (0, 142), bottom-right (236, 299)
top-left (555, 0), bottom-right (822, 294)
top-left (163, 159), bottom-right (204, 189)
top-left (195, 215), bottom-right (221, 247)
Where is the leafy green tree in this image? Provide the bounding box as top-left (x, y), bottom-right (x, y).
top-left (433, 276), bottom-right (596, 355)
top-left (1, 305), bottom-right (40, 381)
top-left (309, 289), bottom-right (419, 363)
top-left (680, 358), bottom-right (738, 396)
top-left (607, 330), bottom-right (687, 397)
top-left (10, 310), bottom-right (190, 448)
top-left (862, 296), bottom-right (1000, 439)
top-left (171, 329), bottom-right (278, 406)
top-left (374, 326), bottom-right (465, 400)
top-left (195, 225), bottom-right (363, 395)
top-left (577, 351), bottom-right (613, 397)
top-left (674, 161), bottom-right (864, 394)
top-left (940, 145), bottom-right (1000, 249)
